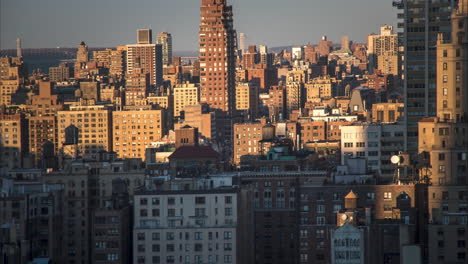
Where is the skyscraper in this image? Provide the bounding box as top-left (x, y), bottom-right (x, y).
top-left (127, 29), bottom-right (163, 88)
top-left (367, 25), bottom-right (398, 74)
top-left (394, 0), bottom-right (457, 154)
top-left (418, 0), bottom-right (468, 186)
top-left (239, 32), bottom-right (246, 53)
top-left (16, 38), bottom-right (22, 58)
top-left (137, 29), bottom-right (152, 44)
top-left (157, 32), bottom-right (173, 65)
top-left (199, 0), bottom-right (237, 114)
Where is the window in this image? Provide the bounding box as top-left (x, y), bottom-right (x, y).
top-left (140, 198), bottom-right (148, 205)
top-left (438, 153), bottom-right (445, 161)
top-left (316, 229), bottom-right (324, 238)
top-left (195, 208), bottom-right (206, 217)
top-left (224, 255), bottom-right (232, 263)
top-left (384, 192), bottom-right (392, 200)
top-left (443, 75), bottom-right (448, 83)
top-left (300, 230), bottom-right (308, 238)
top-left (195, 197), bottom-right (206, 204)
top-left (225, 208), bottom-right (233, 216)
top-left (167, 208), bottom-right (175, 217)
top-left (195, 232), bottom-right (203, 240)
top-left (443, 88), bottom-right (448, 96)
top-left (137, 244), bottom-right (145, 252)
top-left (224, 243), bottom-right (232, 251)
top-left (443, 63), bottom-right (447, 70)
top-left (316, 216), bottom-right (326, 225)
top-left (152, 232), bottom-right (160, 240)
top-left (152, 244), bottom-right (160, 252)
top-left (316, 205), bottom-right (325, 214)
top-left (225, 196), bottom-right (232, 204)
top-left (152, 209), bottom-right (160, 217)
top-left (439, 165), bottom-right (446, 173)
top-left (166, 232), bottom-right (174, 240)
top-left (333, 204), bottom-right (342, 212)
top-left (168, 197), bottom-right (175, 205)
top-left (224, 231), bottom-right (232, 240)
top-left (137, 233), bottom-right (145, 240)
top-left (194, 243), bottom-right (203, 251)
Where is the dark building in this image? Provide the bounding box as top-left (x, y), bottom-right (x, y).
top-left (394, 0), bottom-right (458, 154)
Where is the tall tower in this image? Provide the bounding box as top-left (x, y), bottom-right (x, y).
top-left (367, 25), bottom-right (398, 74)
top-left (16, 38), bottom-right (22, 58)
top-left (157, 32), bottom-right (173, 65)
top-left (127, 29), bottom-right (163, 88)
top-left (239, 32), bottom-right (246, 54)
top-left (76, 41), bottom-right (89, 63)
top-left (418, 0), bottom-right (468, 186)
top-left (394, 0), bottom-right (457, 154)
top-left (341, 35), bottom-right (350, 51)
top-left (199, 0), bottom-right (237, 114)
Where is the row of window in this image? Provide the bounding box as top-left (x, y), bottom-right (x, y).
top-left (137, 231), bottom-right (233, 241)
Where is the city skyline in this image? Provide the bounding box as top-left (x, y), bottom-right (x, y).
top-left (0, 0), bottom-right (397, 50)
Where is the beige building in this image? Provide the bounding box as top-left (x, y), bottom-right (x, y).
top-left (0, 57), bottom-right (22, 105)
top-left (372, 102), bottom-right (404, 123)
top-left (418, 1), bottom-right (468, 186)
top-left (173, 82), bottom-right (199, 118)
top-left (367, 25), bottom-right (398, 75)
top-left (112, 108), bottom-right (166, 160)
top-left (147, 94), bottom-right (173, 111)
top-left (0, 114), bottom-right (26, 169)
top-left (306, 75), bottom-right (340, 100)
top-left (57, 105), bottom-right (112, 160)
top-left (235, 82), bottom-right (259, 118)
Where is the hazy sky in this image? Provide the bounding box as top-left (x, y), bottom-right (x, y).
top-left (0, 0), bottom-right (397, 51)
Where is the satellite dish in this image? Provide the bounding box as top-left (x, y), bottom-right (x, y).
top-left (341, 214), bottom-right (348, 221)
top-left (391, 155), bottom-right (400, 164)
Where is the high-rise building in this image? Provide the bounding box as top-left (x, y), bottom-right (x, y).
top-left (16, 38), bottom-right (22, 58)
top-left (132, 182), bottom-right (254, 264)
top-left (125, 68), bottom-right (150, 106)
top-left (110, 49), bottom-right (126, 77)
top-left (49, 63), bottom-right (71, 82)
top-left (239, 32), bottom-right (246, 54)
top-left (137, 29), bottom-right (152, 44)
top-left (173, 82), bottom-right (200, 118)
top-left (304, 45), bottom-right (318, 63)
top-left (0, 114), bottom-right (27, 169)
top-left (57, 105), bottom-right (112, 161)
top-left (394, 0), bottom-right (457, 153)
top-left (199, 0), bottom-right (237, 114)
top-left (76, 41), bottom-right (89, 63)
top-left (0, 57), bottom-right (23, 106)
top-left (112, 107), bottom-right (166, 160)
top-left (367, 25), bottom-right (398, 75)
top-left (317, 35), bottom-right (332, 57)
top-left (235, 82), bottom-right (259, 118)
top-left (127, 39), bottom-right (163, 87)
top-left (341, 35), bottom-right (350, 51)
top-left (418, 0), bottom-right (468, 186)
top-left (156, 32), bottom-right (173, 65)
top-left (26, 81), bottom-right (63, 167)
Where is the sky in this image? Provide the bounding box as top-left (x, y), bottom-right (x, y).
top-left (0, 0), bottom-right (397, 51)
